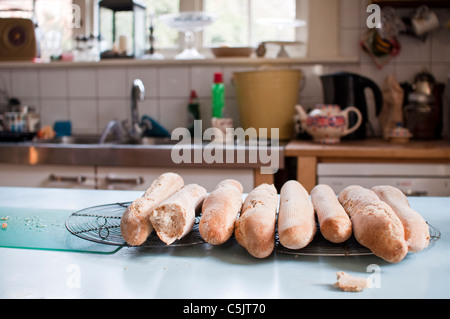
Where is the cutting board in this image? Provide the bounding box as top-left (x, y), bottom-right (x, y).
top-left (0, 206), bottom-right (121, 254)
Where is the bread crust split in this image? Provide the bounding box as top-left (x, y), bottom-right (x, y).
top-left (120, 172), bottom-right (184, 246)
top-left (235, 183), bottom-right (278, 258)
top-left (278, 180), bottom-right (316, 250)
top-left (311, 184), bottom-right (352, 244)
top-left (150, 184), bottom-right (207, 245)
top-left (338, 185), bottom-right (408, 263)
top-left (199, 179), bottom-right (243, 245)
top-left (372, 185), bottom-right (430, 252)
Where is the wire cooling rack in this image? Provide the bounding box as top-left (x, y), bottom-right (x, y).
top-left (275, 222), bottom-right (440, 257)
top-left (65, 202), bottom-right (204, 247)
top-left (66, 202), bottom-right (440, 255)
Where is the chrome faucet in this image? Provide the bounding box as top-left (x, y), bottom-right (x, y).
top-left (129, 79), bottom-right (145, 141)
top-left (98, 79), bottom-right (147, 144)
top-left (99, 119), bottom-right (127, 144)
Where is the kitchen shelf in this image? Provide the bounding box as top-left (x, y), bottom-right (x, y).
top-left (0, 56), bottom-right (359, 69)
top-left (372, 0), bottom-right (450, 7)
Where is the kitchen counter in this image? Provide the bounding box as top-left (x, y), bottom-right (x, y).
top-left (0, 139), bottom-right (284, 169)
top-left (285, 139), bottom-right (450, 192)
top-left (0, 139), bottom-right (285, 188)
top-left (0, 186), bottom-right (449, 299)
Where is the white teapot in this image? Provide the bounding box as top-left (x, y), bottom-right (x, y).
top-left (295, 104), bottom-right (363, 144)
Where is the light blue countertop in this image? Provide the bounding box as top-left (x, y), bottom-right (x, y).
top-left (0, 186), bottom-right (448, 299)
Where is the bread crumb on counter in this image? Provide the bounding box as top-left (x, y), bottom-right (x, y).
top-left (334, 271), bottom-right (371, 292)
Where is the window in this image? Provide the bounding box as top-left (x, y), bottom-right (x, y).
top-left (101, 0), bottom-right (304, 55)
top-left (2, 0), bottom-right (341, 61)
top-left (204, 0), bottom-right (298, 47)
top-left (131, 0), bottom-right (179, 48)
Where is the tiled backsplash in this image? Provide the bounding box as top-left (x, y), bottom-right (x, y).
top-left (0, 3), bottom-right (449, 137)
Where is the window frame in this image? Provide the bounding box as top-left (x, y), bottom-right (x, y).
top-left (81, 0), bottom-right (339, 60)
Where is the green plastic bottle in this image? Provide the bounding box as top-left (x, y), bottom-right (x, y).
top-left (211, 72), bottom-right (225, 118)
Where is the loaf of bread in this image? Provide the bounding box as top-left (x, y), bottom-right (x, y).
top-left (338, 185), bottom-right (408, 263)
top-left (235, 183), bottom-right (278, 258)
top-left (199, 179), bottom-right (243, 245)
top-left (150, 184), bottom-right (207, 245)
top-left (311, 184), bottom-right (352, 244)
top-left (372, 185), bottom-right (429, 252)
top-left (120, 172), bottom-right (184, 246)
top-left (278, 180), bottom-right (316, 250)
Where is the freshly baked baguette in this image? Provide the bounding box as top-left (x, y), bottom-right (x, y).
top-left (372, 185), bottom-right (430, 252)
top-left (235, 183), bottom-right (278, 258)
top-left (150, 184), bottom-right (207, 245)
top-left (278, 180), bottom-right (316, 249)
top-left (311, 184), bottom-right (352, 244)
top-left (120, 172), bottom-right (184, 246)
top-left (199, 179), bottom-right (243, 245)
top-left (338, 185), bottom-right (408, 263)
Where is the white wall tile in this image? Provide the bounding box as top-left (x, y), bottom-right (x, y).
top-left (97, 68), bottom-right (127, 98)
top-left (394, 63), bottom-right (430, 84)
top-left (431, 28), bottom-right (450, 63)
top-left (20, 98), bottom-right (40, 113)
top-left (223, 66), bottom-right (256, 98)
top-left (341, 0), bottom-right (362, 29)
top-left (340, 29), bottom-right (362, 58)
top-left (359, 61), bottom-right (395, 87)
top-left (431, 63), bottom-right (450, 85)
top-left (126, 67), bottom-right (158, 98)
top-left (0, 70), bottom-right (11, 96)
top-left (68, 99), bottom-right (98, 134)
top-left (10, 69), bottom-right (39, 98)
top-left (39, 69), bottom-right (67, 98)
top-left (224, 98), bottom-right (241, 128)
top-left (396, 35), bottom-right (431, 64)
top-left (293, 65), bottom-right (326, 99)
top-left (160, 98), bottom-right (189, 132)
top-left (191, 66), bottom-right (221, 98)
top-left (68, 68), bottom-right (97, 98)
top-left (198, 97), bottom-right (212, 127)
top-left (137, 98), bottom-right (159, 122)
top-left (40, 99), bottom-right (69, 127)
top-left (98, 99), bottom-right (128, 130)
top-left (159, 67), bottom-right (190, 98)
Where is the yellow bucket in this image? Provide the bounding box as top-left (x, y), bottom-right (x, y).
top-left (233, 69), bottom-right (303, 140)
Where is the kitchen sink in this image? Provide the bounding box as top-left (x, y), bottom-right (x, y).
top-left (32, 134), bottom-right (175, 145)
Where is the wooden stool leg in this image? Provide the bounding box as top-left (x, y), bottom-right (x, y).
top-left (254, 169), bottom-right (274, 187)
top-left (297, 156), bottom-right (317, 192)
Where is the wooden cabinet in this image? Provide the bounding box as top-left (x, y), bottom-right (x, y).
top-left (285, 139), bottom-right (450, 193)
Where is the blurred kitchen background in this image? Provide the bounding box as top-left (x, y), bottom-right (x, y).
top-left (0, 0), bottom-right (447, 136)
top-left (0, 0), bottom-right (449, 194)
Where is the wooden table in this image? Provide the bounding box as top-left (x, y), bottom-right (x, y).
top-left (285, 139), bottom-right (450, 192)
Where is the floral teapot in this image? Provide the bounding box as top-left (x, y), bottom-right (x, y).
top-left (295, 104), bottom-right (363, 144)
